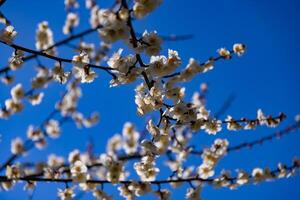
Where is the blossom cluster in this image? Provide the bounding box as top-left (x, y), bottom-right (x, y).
top-left (197, 139), bottom-right (229, 179)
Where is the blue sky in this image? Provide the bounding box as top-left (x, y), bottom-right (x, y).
top-left (0, 0), bottom-right (300, 199)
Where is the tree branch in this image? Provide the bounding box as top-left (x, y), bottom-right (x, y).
top-left (0, 25), bottom-right (103, 75)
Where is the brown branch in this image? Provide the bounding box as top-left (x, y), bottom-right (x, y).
top-left (0, 40), bottom-right (115, 77)
top-left (17, 121), bottom-right (300, 179)
top-left (121, 0), bottom-right (153, 89)
top-left (0, 0), bottom-right (7, 7)
top-left (0, 25), bottom-right (103, 75)
top-left (214, 94), bottom-right (235, 118)
top-left (191, 122), bottom-right (300, 155)
top-left (162, 50), bottom-right (236, 79)
top-left (0, 163), bottom-right (298, 187)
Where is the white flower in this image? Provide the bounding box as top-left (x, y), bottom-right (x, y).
top-left (45, 119), bottom-right (61, 138)
top-left (56, 83), bottom-right (81, 116)
top-left (257, 109), bottom-right (266, 123)
top-left (252, 168), bottom-right (265, 182)
top-left (211, 139), bottom-right (228, 156)
top-left (72, 52), bottom-right (97, 83)
top-left (179, 59), bottom-right (196, 81)
top-left (107, 49), bottom-right (129, 73)
top-left (79, 178), bottom-right (97, 191)
top-left (11, 137), bottom-right (24, 155)
top-left (106, 161), bottom-right (124, 184)
top-left (58, 188), bottom-right (75, 200)
top-left (68, 149), bottom-right (81, 164)
top-left (141, 30), bottom-right (162, 56)
top-left (78, 42), bottom-right (95, 58)
top-left (128, 182), bottom-right (152, 197)
top-left (5, 99), bottom-right (23, 113)
top-left (118, 185), bottom-right (134, 200)
top-left (141, 139), bottom-right (159, 155)
top-left (6, 165), bottom-right (22, 179)
top-left (167, 49), bottom-right (181, 68)
top-left (106, 134), bottom-right (122, 155)
top-left (35, 21), bottom-right (55, 53)
top-left (186, 187), bottom-right (202, 200)
top-left (133, 0), bottom-right (163, 19)
top-left (47, 154), bottom-right (65, 168)
top-left (217, 47), bottom-right (231, 59)
top-left (197, 163), bottom-right (214, 179)
top-left (154, 133), bottom-right (169, 154)
top-left (10, 84), bottom-right (24, 101)
top-left (236, 170), bottom-right (249, 185)
top-left (146, 119), bottom-right (160, 138)
top-left (93, 189), bottom-right (113, 200)
top-left (148, 49), bottom-right (181, 77)
top-left (1, 75), bottom-right (14, 85)
top-left (166, 87), bottom-right (185, 102)
top-left (122, 122), bottom-right (140, 155)
top-left (202, 58), bottom-right (214, 73)
top-left (107, 49), bottom-right (141, 86)
top-left (134, 155), bottom-right (160, 181)
top-left (52, 62), bottom-right (71, 84)
top-left (203, 119), bottom-right (222, 135)
top-left (72, 52), bottom-right (90, 68)
top-left (1, 181), bottom-right (14, 191)
top-left (65, 0), bottom-right (79, 9)
top-left (71, 160), bottom-right (88, 182)
top-left (148, 55), bottom-right (167, 76)
top-left (8, 50), bottom-right (24, 70)
top-left (233, 43), bottom-right (246, 56)
top-left (86, 0), bottom-right (96, 9)
top-left (31, 67), bottom-right (51, 89)
top-left (153, 189), bottom-right (171, 200)
top-left (28, 93), bottom-right (44, 106)
top-left (226, 115), bottom-right (242, 131)
top-left (83, 112), bottom-right (99, 127)
top-left (63, 12), bottom-right (79, 35)
top-left (0, 25), bottom-right (17, 44)
top-left (97, 9), bottom-right (129, 43)
top-left (27, 125), bottom-right (44, 141)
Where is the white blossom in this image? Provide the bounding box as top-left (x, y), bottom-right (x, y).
top-left (52, 62), bottom-right (71, 84)
top-left (0, 25), bottom-right (17, 44)
top-left (47, 154), bottom-right (65, 168)
top-left (203, 119), bottom-right (222, 135)
top-left (186, 187), bottom-right (202, 200)
top-left (133, 0), bottom-right (163, 19)
top-left (71, 160), bottom-right (88, 182)
top-left (10, 83), bottom-right (24, 101)
top-left (93, 189), bottom-right (113, 200)
top-left (45, 119), bottom-right (61, 138)
top-left (8, 50), bottom-right (24, 70)
top-left (28, 93), bottom-right (44, 105)
top-left (63, 12), bottom-right (79, 35)
top-left (5, 99), bottom-right (23, 113)
top-left (233, 43), bottom-right (246, 56)
top-left (134, 155), bottom-right (159, 181)
top-left (35, 21), bottom-right (55, 54)
top-left (11, 137), bottom-right (25, 155)
top-left (58, 187), bottom-right (75, 200)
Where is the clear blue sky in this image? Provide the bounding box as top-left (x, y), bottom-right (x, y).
top-left (0, 0), bottom-right (300, 199)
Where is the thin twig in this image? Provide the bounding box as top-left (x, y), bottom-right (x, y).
top-left (0, 25), bottom-right (103, 75)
